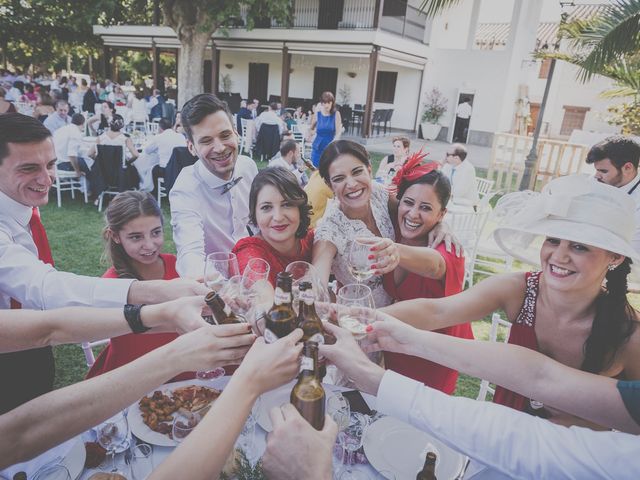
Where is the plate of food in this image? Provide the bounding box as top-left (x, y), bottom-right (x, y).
top-left (363, 416), bottom-right (466, 479)
top-left (129, 379), bottom-right (226, 447)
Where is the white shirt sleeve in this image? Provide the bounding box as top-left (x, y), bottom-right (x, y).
top-left (0, 233), bottom-right (132, 310)
top-left (169, 188), bottom-right (206, 280)
top-left (376, 370), bottom-right (640, 480)
top-left (144, 137), bottom-right (159, 156)
top-left (452, 162), bottom-right (479, 206)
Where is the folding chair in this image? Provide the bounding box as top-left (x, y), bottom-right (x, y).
top-left (81, 339), bottom-right (110, 368)
top-left (53, 164), bottom-right (88, 207)
top-left (145, 120), bottom-right (160, 136)
top-left (476, 313), bottom-right (512, 401)
top-left (239, 118), bottom-right (254, 157)
top-left (475, 177), bottom-right (495, 200)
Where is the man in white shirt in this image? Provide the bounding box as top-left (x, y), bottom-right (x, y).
top-left (52, 113), bottom-right (91, 178)
top-left (440, 143), bottom-right (479, 207)
top-left (170, 94), bottom-right (258, 279)
top-left (268, 139), bottom-right (308, 187)
top-left (0, 113), bottom-right (208, 413)
top-left (586, 136), bottom-right (640, 253)
top-left (43, 100), bottom-right (71, 134)
top-left (254, 102), bottom-right (285, 136)
top-left (144, 118), bottom-right (187, 195)
top-left (453, 97), bottom-right (472, 143)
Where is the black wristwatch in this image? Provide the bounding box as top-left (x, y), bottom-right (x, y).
top-left (124, 304), bottom-right (150, 333)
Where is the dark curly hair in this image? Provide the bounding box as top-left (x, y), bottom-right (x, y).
top-left (582, 257), bottom-right (639, 373)
top-left (249, 167), bottom-right (312, 239)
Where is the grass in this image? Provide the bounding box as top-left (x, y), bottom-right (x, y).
top-left (43, 150), bottom-right (491, 398)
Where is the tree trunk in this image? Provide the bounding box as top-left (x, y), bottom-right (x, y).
top-left (176, 29), bottom-right (210, 108)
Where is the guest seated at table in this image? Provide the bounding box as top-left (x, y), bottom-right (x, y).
top-left (89, 114), bottom-right (138, 162)
top-left (236, 99), bottom-right (254, 133)
top-left (366, 154), bottom-right (473, 393)
top-left (293, 105), bottom-right (306, 122)
top-left (374, 135), bottom-right (410, 183)
top-left (87, 101), bottom-right (115, 135)
top-left (43, 99), bottom-right (71, 133)
top-left (0, 299), bottom-right (256, 469)
top-left (268, 140), bottom-right (308, 187)
top-left (128, 88), bottom-right (148, 126)
top-left (0, 87), bottom-right (16, 114)
top-left (255, 102), bottom-right (286, 136)
top-left (381, 174), bottom-right (640, 428)
top-left (52, 113), bottom-right (92, 178)
top-left (144, 118), bottom-right (187, 194)
top-left (232, 167), bottom-right (314, 287)
top-left (32, 92), bottom-right (55, 122)
top-left (282, 321), bottom-right (640, 480)
top-left (86, 191), bottom-right (194, 380)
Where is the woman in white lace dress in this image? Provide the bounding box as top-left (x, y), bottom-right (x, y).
top-left (312, 140), bottom-right (398, 307)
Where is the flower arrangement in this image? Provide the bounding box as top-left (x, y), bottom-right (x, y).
top-left (421, 88), bottom-right (448, 124)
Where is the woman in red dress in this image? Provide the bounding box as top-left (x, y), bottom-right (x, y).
top-left (232, 167), bottom-right (314, 287)
top-left (374, 154), bottom-right (474, 393)
top-left (87, 191), bottom-right (193, 381)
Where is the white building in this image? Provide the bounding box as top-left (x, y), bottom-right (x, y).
top-left (93, 0), bottom-right (624, 145)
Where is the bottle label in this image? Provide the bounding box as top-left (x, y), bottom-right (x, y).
top-left (300, 289), bottom-right (315, 305)
top-left (264, 328), bottom-right (278, 344)
top-left (274, 287), bottom-right (291, 305)
top-left (300, 355), bottom-right (313, 372)
top-left (308, 333), bottom-right (324, 344)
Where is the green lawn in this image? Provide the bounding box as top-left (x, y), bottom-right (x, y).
top-left (42, 151), bottom-right (493, 398)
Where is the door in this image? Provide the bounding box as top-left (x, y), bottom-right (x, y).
top-left (318, 0), bottom-right (344, 29)
top-left (449, 91), bottom-right (475, 144)
top-left (313, 67), bottom-right (338, 103)
top-left (248, 63), bottom-right (269, 104)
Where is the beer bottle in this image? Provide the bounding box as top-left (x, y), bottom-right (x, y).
top-left (297, 281), bottom-right (326, 379)
top-left (290, 341), bottom-right (325, 430)
top-left (264, 272), bottom-right (297, 343)
top-left (416, 451), bottom-right (437, 480)
top-left (204, 290), bottom-right (244, 325)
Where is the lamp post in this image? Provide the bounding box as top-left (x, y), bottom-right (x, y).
top-left (519, 4), bottom-right (573, 190)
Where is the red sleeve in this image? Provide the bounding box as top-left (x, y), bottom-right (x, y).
top-left (232, 237), bottom-right (278, 286)
top-left (102, 267), bottom-right (119, 278)
top-left (298, 229), bottom-right (315, 263)
top-left (436, 243), bottom-right (465, 296)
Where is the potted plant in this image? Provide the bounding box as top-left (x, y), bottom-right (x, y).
top-left (420, 88), bottom-right (448, 140)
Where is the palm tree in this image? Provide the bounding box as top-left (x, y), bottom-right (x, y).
top-left (561, 0), bottom-right (640, 81)
top-left (419, 0), bottom-right (463, 17)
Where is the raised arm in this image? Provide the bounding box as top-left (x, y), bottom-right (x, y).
top-left (368, 318), bottom-right (639, 434)
top-left (334, 110), bottom-right (342, 140)
top-left (0, 323), bottom-right (256, 468)
top-left (0, 296), bottom-right (209, 353)
top-left (312, 239), bottom-right (337, 289)
top-left (379, 272), bottom-right (521, 330)
top-left (169, 190), bottom-right (207, 279)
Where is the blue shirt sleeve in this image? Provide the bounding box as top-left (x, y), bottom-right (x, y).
top-left (617, 380), bottom-right (640, 425)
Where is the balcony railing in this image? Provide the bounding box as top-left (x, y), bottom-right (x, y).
top-left (232, 0), bottom-right (427, 43)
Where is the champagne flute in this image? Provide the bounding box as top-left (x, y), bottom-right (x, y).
top-left (97, 411), bottom-right (130, 476)
top-left (204, 252), bottom-right (240, 292)
top-left (338, 413), bottom-right (369, 479)
top-left (348, 238), bottom-right (375, 283)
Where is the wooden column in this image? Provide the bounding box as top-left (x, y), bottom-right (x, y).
top-left (363, 46), bottom-right (379, 138)
top-left (103, 45), bottom-right (112, 79)
top-left (211, 41), bottom-right (219, 94)
top-left (151, 41), bottom-right (159, 90)
top-left (280, 46), bottom-right (291, 106)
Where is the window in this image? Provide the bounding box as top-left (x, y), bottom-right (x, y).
top-left (375, 71), bottom-right (398, 104)
top-left (560, 106), bottom-right (589, 136)
top-left (383, 0), bottom-right (407, 17)
top-left (539, 58), bottom-right (552, 79)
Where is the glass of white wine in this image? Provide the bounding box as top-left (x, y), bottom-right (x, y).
top-left (204, 252), bottom-right (240, 292)
top-left (348, 238), bottom-right (376, 283)
top-left (336, 284), bottom-right (375, 344)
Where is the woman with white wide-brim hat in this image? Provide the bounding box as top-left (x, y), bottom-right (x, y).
top-left (380, 174), bottom-right (640, 428)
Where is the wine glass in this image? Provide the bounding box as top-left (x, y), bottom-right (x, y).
top-left (336, 284), bottom-right (375, 339)
top-left (240, 258), bottom-right (272, 329)
top-left (172, 404), bottom-right (211, 443)
top-left (32, 465), bottom-right (71, 480)
top-left (97, 411), bottom-right (130, 476)
top-left (204, 252), bottom-right (240, 292)
top-left (327, 392), bottom-right (351, 469)
top-left (130, 443), bottom-right (153, 480)
top-left (338, 413), bottom-right (369, 479)
top-left (348, 238), bottom-right (375, 283)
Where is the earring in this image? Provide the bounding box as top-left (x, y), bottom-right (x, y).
top-left (608, 264), bottom-right (617, 271)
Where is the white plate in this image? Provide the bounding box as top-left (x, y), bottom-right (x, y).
top-left (62, 438), bottom-right (86, 480)
top-left (256, 382), bottom-right (338, 432)
top-left (129, 378), bottom-right (228, 447)
top-left (363, 416), bottom-right (465, 480)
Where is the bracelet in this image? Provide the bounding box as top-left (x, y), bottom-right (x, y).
top-left (124, 304), bottom-right (150, 333)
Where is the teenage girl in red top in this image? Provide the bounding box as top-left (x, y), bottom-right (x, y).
top-left (87, 191), bottom-right (194, 381)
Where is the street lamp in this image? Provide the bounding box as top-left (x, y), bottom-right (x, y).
top-left (519, 3), bottom-right (573, 191)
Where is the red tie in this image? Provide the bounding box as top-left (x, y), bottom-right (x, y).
top-left (10, 208), bottom-right (54, 309)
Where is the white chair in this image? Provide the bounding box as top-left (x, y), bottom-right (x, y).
top-left (145, 120), bottom-right (160, 136)
top-left (447, 193), bottom-right (494, 287)
top-left (291, 124), bottom-right (306, 153)
top-left (475, 177), bottom-right (495, 200)
top-left (157, 176), bottom-right (166, 207)
top-left (53, 164), bottom-right (88, 207)
top-left (239, 118), bottom-right (253, 157)
top-left (476, 313), bottom-right (512, 402)
top-left (81, 339), bottom-right (110, 368)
